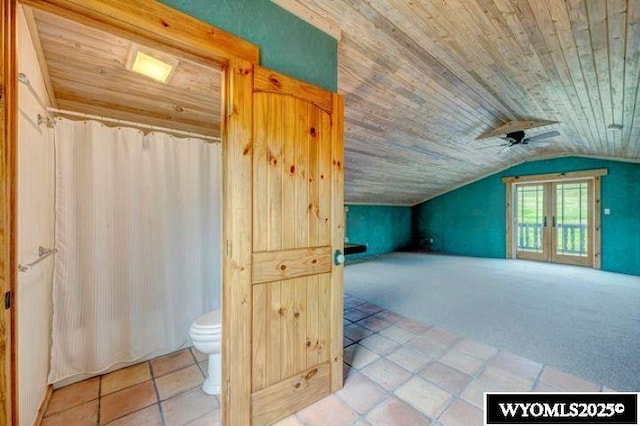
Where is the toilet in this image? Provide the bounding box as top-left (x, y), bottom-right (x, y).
top-left (189, 309), bottom-right (221, 395)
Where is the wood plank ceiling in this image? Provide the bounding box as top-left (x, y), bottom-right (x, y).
top-left (29, 8), bottom-right (221, 138)
top-left (278, 0), bottom-right (640, 205)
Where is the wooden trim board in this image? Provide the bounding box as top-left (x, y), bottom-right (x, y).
top-left (19, 0), bottom-right (259, 67)
top-left (252, 247), bottom-right (332, 284)
top-left (254, 65), bottom-right (333, 113)
top-left (221, 58), bottom-right (254, 426)
top-left (505, 182), bottom-right (514, 259)
top-left (34, 384), bottom-right (53, 425)
top-left (251, 363), bottom-right (331, 425)
top-left (502, 168), bottom-right (608, 183)
top-left (329, 93), bottom-right (344, 392)
top-left (1, 0), bottom-right (18, 424)
top-left (593, 176), bottom-right (602, 270)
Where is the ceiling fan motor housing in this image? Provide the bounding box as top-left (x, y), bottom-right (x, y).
top-left (506, 130), bottom-right (526, 144)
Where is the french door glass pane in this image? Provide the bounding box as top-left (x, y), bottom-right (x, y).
top-left (556, 182), bottom-right (589, 256)
top-left (516, 184), bottom-right (544, 253)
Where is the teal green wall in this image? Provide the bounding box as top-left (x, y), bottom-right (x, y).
top-left (414, 157), bottom-right (640, 275)
top-left (158, 0), bottom-right (337, 91)
top-left (346, 205), bottom-right (413, 259)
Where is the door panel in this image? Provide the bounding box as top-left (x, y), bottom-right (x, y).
top-left (251, 275), bottom-right (333, 394)
top-left (515, 183), bottom-right (549, 261)
top-left (249, 66), bottom-right (343, 424)
top-left (551, 180), bottom-right (592, 266)
top-left (251, 363), bottom-right (331, 426)
top-left (252, 247), bottom-right (332, 284)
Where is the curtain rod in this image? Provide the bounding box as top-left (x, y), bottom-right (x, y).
top-left (47, 108), bottom-right (221, 143)
top-left (18, 73), bottom-right (55, 127)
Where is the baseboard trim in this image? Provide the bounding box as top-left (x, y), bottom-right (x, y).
top-left (35, 384), bottom-right (53, 425)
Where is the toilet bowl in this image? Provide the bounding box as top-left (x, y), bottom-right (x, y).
top-left (189, 309), bottom-right (221, 395)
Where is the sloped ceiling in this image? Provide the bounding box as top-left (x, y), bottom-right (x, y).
top-left (277, 0), bottom-right (640, 205)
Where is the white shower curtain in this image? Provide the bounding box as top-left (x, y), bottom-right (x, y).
top-left (49, 118), bottom-right (221, 384)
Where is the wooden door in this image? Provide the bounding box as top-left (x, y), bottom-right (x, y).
top-left (223, 63), bottom-right (344, 425)
top-left (250, 66), bottom-right (343, 424)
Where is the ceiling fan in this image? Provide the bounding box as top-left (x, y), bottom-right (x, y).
top-left (479, 130), bottom-right (560, 151)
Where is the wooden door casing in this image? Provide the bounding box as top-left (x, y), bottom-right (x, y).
top-left (1, 0), bottom-right (17, 423)
top-left (250, 66), bottom-right (343, 425)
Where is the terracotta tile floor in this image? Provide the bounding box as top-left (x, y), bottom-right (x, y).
top-left (42, 293), bottom-right (611, 425)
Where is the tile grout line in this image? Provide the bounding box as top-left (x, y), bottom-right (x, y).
top-left (101, 363), bottom-right (160, 425)
top-left (345, 321), bottom-right (468, 424)
top-left (399, 337), bottom-right (469, 424)
top-left (300, 301), bottom-right (566, 416)
top-left (41, 379), bottom-right (102, 421)
top-left (149, 361), bottom-right (168, 426)
top-left (531, 362), bottom-right (546, 391)
top-left (98, 363), bottom-right (155, 397)
top-left (97, 376), bottom-right (102, 425)
top-left (102, 402), bottom-right (159, 426)
top-left (340, 318), bottom-right (403, 423)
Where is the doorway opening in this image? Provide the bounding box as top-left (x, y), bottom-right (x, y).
top-left (515, 180), bottom-right (591, 266)
top-left (2, 1), bottom-right (262, 424)
top-left (504, 169), bottom-right (607, 268)
top-left (15, 4), bottom-right (224, 423)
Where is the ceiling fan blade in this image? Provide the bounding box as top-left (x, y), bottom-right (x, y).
top-left (478, 143), bottom-right (509, 150)
top-left (526, 140), bottom-right (552, 147)
top-left (524, 130), bottom-right (560, 142)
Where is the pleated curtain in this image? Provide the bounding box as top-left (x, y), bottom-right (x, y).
top-left (49, 118), bottom-right (221, 384)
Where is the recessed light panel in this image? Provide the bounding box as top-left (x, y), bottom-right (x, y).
top-left (130, 51), bottom-right (175, 84)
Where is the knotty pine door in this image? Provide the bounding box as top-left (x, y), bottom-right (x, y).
top-left (243, 66), bottom-right (344, 425)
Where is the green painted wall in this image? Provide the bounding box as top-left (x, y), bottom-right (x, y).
top-left (414, 156), bottom-right (640, 275)
top-left (346, 205), bottom-right (413, 259)
top-left (158, 0), bottom-right (338, 91)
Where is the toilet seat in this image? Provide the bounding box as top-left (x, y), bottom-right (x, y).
top-left (190, 310), bottom-right (221, 338)
top-left (190, 328), bottom-right (220, 337)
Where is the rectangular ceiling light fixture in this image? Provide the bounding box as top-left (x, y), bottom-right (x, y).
top-left (129, 50), bottom-right (176, 84)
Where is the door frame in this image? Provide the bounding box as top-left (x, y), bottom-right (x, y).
top-left (504, 168), bottom-right (607, 269)
top-left (1, 1), bottom-right (263, 424)
top-left (1, 1), bottom-right (18, 424)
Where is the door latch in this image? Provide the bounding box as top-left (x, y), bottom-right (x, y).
top-left (4, 291), bottom-right (11, 309)
top-left (334, 249), bottom-right (345, 266)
